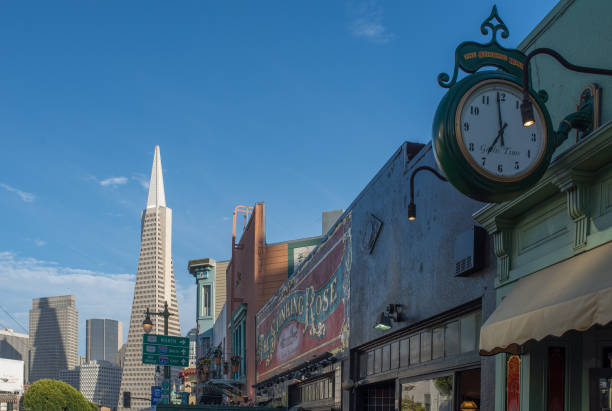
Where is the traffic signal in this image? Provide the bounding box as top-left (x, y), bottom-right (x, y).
top-left (123, 391), bottom-right (131, 408)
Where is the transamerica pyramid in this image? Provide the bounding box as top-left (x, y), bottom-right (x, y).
top-left (118, 145), bottom-right (180, 410)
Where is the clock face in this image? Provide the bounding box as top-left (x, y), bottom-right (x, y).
top-left (455, 79), bottom-right (547, 182)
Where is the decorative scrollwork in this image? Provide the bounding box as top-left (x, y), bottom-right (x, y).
top-left (480, 5), bottom-right (509, 42)
top-left (438, 5), bottom-right (520, 89)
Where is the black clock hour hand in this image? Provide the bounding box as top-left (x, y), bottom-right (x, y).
top-left (496, 92), bottom-right (505, 147)
top-left (499, 121), bottom-right (507, 147)
top-left (487, 123), bottom-right (508, 154)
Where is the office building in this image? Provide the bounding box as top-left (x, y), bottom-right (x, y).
top-left (86, 319), bottom-right (123, 365)
top-left (60, 360), bottom-right (122, 410)
top-left (118, 146), bottom-right (181, 410)
top-left (29, 295), bottom-right (78, 382)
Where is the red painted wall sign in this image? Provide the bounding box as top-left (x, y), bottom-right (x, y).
top-left (256, 214), bottom-right (351, 381)
top-left (507, 355), bottom-right (521, 411)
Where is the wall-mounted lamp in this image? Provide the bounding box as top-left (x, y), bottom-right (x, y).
top-left (374, 304), bottom-right (402, 331)
top-left (520, 48), bottom-right (612, 128)
top-left (408, 166), bottom-right (448, 221)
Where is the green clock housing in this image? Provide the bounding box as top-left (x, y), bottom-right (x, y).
top-left (432, 71), bottom-right (554, 203)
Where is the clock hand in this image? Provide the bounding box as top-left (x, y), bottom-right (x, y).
top-left (487, 123), bottom-right (508, 154)
top-left (499, 121), bottom-right (507, 147)
top-left (497, 92), bottom-right (504, 146)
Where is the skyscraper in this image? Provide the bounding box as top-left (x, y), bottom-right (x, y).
top-left (86, 319), bottom-right (123, 365)
top-left (29, 295), bottom-right (78, 382)
top-left (118, 146), bottom-right (180, 410)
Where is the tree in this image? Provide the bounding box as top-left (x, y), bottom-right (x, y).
top-left (23, 379), bottom-right (97, 411)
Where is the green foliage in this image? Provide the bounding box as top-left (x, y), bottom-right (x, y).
top-left (23, 379), bottom-right (98, 411)
top-left (401, 397), bottom-right (426, 411)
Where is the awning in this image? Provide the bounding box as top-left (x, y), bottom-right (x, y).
top-left (480, 241), bottom-right (612, 355)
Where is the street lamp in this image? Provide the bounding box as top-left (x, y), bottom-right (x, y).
top-left (407, 166), bottom-right (448, 221)
top-left (143, 301), bottom-right (173, 380)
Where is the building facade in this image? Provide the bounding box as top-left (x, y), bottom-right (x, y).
top-left (188, 258), bottom-right (228, 358)
top-left (29, 295), bottom-right (78, 382)
top-left (474, 1), bottom-right (612, 409)
top-left (0, 328), bottom-right (30, 384)
top-left (118, 145), bottom-right (181, 410)
top-left (255, 142), bottom-right (497, 410)
top-left (226, 203), bottom-right (335, 402)
top-left (60, 360), bottom-right (122, 410)
top-left (86, 319), bottom-right (123, 365)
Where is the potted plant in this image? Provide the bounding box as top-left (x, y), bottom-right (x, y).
top-left (230, 355), bottom-right (241, 373)
top-left (198, 357), bottom-right (211, 373)
top-left (213, 348), bottom-right (223, 365)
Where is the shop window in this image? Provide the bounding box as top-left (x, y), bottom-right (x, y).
top-left (367, 351), bottom-right (374, 375)
top-left (445, 321), bottom-right (459, 357)
top-left (391, 341), bottom-right (400, 369)
top-left (401, 375), bottom-right (453, 411)
top-left (433, 327), bottom-right (444, 359)
top-left (382, 345), bottom-right (391, 372)
top-left (410, 335), bottom-right (420, 365)
top-left (356, 310), bottom-right (481, 380)
top-left (360, 380), bottom-right (395, 411)
top-left (457, 368), bottom-right (481, 410)
top-left (375, 348), bottom-right (383, 374)
top-left (421, 330), bottom-right (432, 362)
top-left (400, 339), bottom-right (410, 368)
top-left (460, 313), bottom-right (476, 353)
top-left (548, 347), bottom-right (564, 411)
top-left (289, 375), bottom-right (334, 407)
top-left (603, 347), bottom-right (612, 368)
top-left (360, 352), bottom-right (368, 378)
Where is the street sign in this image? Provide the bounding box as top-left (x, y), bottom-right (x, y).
top-left (142, 334), bottom-right (189, 366)
top-left (151, 386), bottom-right (162, 408)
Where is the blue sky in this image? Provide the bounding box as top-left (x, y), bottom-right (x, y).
top-left (0, 1), bottom-right (558, 355)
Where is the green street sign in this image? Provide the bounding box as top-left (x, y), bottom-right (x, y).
top-left (142, 334), bottom-right (189, 366)
top-left (142, 353), bottom-right (189, 367)
top-left (143, 334), bottom-right (189, 347)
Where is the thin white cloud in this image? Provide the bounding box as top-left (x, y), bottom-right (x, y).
top-left (132, 174), bottom-right (149, 190)
top-left (0, 183), bottom-right (35, 202)
top-left (34, 239), bottom-right (47, 247)
top-left (0, 251), bottom-right (135, 347)
top-left (348, 0), bottom-right (394, 44)
top-left (99, 177), bottom-right (128, 187)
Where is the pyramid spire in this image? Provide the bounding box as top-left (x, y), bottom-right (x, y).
top-left (146, 145), bottom-right (166, 208)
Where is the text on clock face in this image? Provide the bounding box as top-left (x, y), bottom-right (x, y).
top-left (458, 83), bottom-right (544, 179)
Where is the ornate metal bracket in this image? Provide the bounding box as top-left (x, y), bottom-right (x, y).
top-left (438, 5), bottom-right (527, 89)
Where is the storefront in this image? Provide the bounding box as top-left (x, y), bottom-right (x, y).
top-left (341, 140), bottom-right (497, 411)
top-left (472, 1), bottom-right (612, 410)
top-left (254, 215), bottom-right (351, 410)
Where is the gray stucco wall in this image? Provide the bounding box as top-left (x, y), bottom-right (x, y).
top-left (346, 142), bottom-right (497, 408)
top-left (349, 143), bottom-right (496, 347)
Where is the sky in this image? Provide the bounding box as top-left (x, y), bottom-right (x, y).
top-left (0, 0), bottom-right (559, 356)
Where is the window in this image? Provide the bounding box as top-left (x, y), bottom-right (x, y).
top-left (201, 284), bottom-right (212, 317)
top-left (401, 375), bottom-right (453, 411)
top-left (357, 310), bottom-right (481, 378)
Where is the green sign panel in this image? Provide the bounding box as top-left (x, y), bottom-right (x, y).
top-left (142, 334), bottom-right (189, 366)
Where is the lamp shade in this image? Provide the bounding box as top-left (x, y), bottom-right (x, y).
top-left (374, 312), bottom-right (392, 330)
top-left (143, 313), bottom-right (153, 333)
top-left (460, 400), bottom-right (478, 410)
